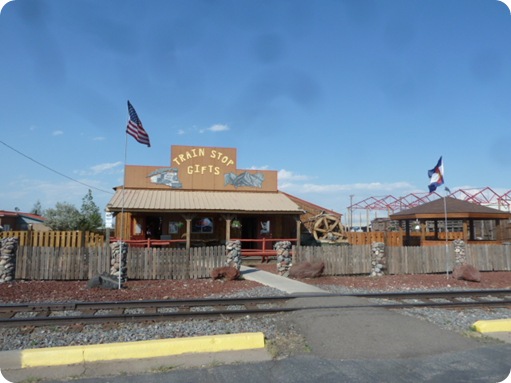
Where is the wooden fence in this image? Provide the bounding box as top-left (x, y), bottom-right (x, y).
top-left (126, 246), bottom-right (225, 280)
top-left (0, 231), bottom-right (105, 247)
top-left (346, 232), bottom-right (403, 246)
top-left (9, 243), bottom-right (511, 281)
top-left (294, 244), bottom-right (511, 276)
top-left (1, 230), bottom-right (404, 248)
top-left (14, 245), bottom-right (225, 281)
top-left (15, 246), bottom-right (110, 280)
top-left (294, 245), bottom-right (372, 275)
top-left (386, 244), bottom-right (511, 275)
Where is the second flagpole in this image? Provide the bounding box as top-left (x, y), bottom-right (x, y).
top-left (443, 188), bottom-right (449, 278)
top-left (118, 133), bottom-right (129, 290)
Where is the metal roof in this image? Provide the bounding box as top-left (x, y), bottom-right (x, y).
top-left (0, 210), bottom-right (46, 221)
top-left (106, 189), bottom-right (304, 214)
top-left (389, 197), bottom-right (511, 220)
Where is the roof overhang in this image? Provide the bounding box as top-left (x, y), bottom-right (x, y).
top-left (106, 189), bottom-right (305, 215)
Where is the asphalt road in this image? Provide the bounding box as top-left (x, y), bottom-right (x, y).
top-left (35, 345), bottom-right (511, 383)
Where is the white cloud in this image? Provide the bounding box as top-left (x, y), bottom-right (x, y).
top-left (76, 161), bottom-right (123, 176)
top-left (277, 180), bottom-right (417, 216)
top-left (249, 165), bottom-right (270, 170)
top-left (178, 124), bottom-right (228, 135)
top-left (3, 177), bottom-right (113, 212)
top-left (278, 169), bottom-right (311, 182)
top-left (282, 181), bottom-right (415, 194)
top-left (93, 136), bottom-right (106, 141)
top-left (52, 130), bottom-right (63, 136)
top-left (207, 124), bottom-right (229, 132)
top-left (89, 161), bottom-right (123, 175)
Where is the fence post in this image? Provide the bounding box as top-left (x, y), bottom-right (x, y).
top-left (0, 237), bottom-right (18, 283)
top-left (26, 227), bottom-right (33, 247)
top-left (453, 239), bottom-right (466, 266)
top-left (110, 241), bottom-right (128, 286)
top-left (370, 242), bottom-right (386, 276)
top-left (225, 240), bottom-right (242, 270)
top-left (275, 241), bottom-right (292, 276)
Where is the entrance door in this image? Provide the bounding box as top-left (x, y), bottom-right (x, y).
top-left (146, 216), bottom-right (162, 239)
top-left (241, 217), bottom-right (257, 249)
top-left (257, 218), bottom-right (272, 251)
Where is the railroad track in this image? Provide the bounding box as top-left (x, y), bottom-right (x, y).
top-left (0, 289), bottom-right (510, 328)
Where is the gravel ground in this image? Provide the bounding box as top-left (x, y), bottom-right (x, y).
top-left (0, 286), bottom-right (306, 355)
top-left (0, 268), bottom-right (510, 354)
top-left (317, 283), bottom-right (511, 338)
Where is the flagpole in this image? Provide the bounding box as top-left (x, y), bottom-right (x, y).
top-left (121, 100), bottom-right (150, 289)
top-left (443, 189), bottom-right (449, 278)
top-left (428, 156), bottom-right (448, 278)
top-left (118, 133), bottom-right (129, 290)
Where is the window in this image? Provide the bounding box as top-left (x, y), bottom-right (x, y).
top-left (192, 217), bottom-right (214, 233)
top-left (169, 221), bottom-right (182, 234)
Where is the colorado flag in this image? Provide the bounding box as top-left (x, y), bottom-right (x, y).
top-left (428, 156), bottom-right (444, 192)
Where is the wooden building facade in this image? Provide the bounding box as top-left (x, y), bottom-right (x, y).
top-left (107, 145), bottom-right (310, 249)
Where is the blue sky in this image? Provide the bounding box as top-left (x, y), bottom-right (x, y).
top-left (1, 0), bottom-right (511, 226)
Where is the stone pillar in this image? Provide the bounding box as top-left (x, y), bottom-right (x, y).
top-left (225, 240), bottom-right (242, 270)
top-left (0, 237), bottom-right (18, 283)
top-left (275, 241), bottom-right (292, 276)
top-left (110, 241), bottom-right (128, 282)
top-left (370, 242), bottom-right (386, 276)
top-left (453, 239), bottom-right (466, 265)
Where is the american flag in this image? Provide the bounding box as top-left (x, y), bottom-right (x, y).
top-left (126, 101), bottom-right (150, 147)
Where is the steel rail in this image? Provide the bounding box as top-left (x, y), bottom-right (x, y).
top-left (0, 295), bottom-right (292, 312)
top-left (0, 299), bottom-right (510, 328)
top-left (0, 289), bottom-right (509, 328)
top-left (1, 289), bottom-right (509, 312)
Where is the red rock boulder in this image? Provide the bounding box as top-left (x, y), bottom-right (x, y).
top-left (289, 261), bottom-right (325, 279)
top-left (452, 264), bottom-right (481, 283)
top-left (211, 266), bottom-right (240, 281)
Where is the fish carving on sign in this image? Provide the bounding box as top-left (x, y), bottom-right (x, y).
top-left (224, 172), bottom-right (264, 188)
top-left (148, 168), bottom-right (183, 188)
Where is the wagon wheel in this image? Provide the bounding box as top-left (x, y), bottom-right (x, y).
top-left (313, 214), bottom-right (347, 243)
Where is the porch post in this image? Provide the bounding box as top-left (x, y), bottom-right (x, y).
top-left (420, 220), bottom-right (426, 243)
top-left (181, 214), bottom-right (194, 250)
top-left (226, 218), bottom-right (232, 242)
top-left (404, 220), bottom-right (410, 245)
top-left (222, 214), bottom-right (235, 243)
top-left (469, 219), bottom-right (475, 241)
top-left (295, 217), bottom-right (301, 248)
top-left (463, 220), bottom-right (469, 242)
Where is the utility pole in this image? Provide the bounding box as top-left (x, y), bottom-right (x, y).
top-left (349, 194), bottom-right (354, 231)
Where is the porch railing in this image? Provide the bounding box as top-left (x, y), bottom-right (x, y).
top-left (109, 236), bottom-right (298, 257)
top-left (231, 237), bottom-right (298, 258)
top-left (109, 237), bottom-right (187, 248)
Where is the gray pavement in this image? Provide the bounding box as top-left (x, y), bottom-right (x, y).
top-left (285, 296), bottom-right (480, 360)
top-left (240, 265), bottom-right (329, 294)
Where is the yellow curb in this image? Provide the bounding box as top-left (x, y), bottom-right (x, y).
top-left (20, 332), bottom-right (265, 368)
top-left (471, 319), bottom-right (511, 333)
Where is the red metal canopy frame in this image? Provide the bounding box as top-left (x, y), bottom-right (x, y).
top-left (348, 187), bottom-right (511, 214)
